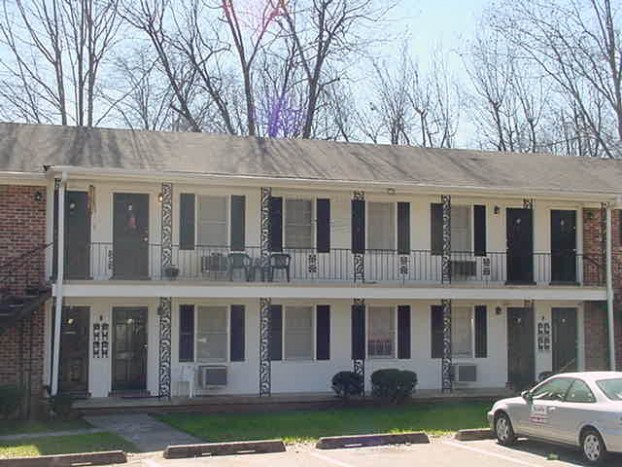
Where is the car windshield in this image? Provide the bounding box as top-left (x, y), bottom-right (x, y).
top-left (596, 378), bottom-right (622, 400)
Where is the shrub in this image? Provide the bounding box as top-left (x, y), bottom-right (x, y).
top-left (331, 371), bottom-right (364, 400)
top-left (48, 393), bottom-right (75, 420)
top-left (371, 369), bottom-right (418, 403)
top-left (0, 385), bottom-right (25, 419)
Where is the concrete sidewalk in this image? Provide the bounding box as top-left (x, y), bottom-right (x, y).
top-left (84, 414), bottom-right (201, 452)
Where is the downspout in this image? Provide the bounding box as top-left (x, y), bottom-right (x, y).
top-left (50, 172), bottom-right (68, 395)
top-left (606, 203), bottom-right (616, 370)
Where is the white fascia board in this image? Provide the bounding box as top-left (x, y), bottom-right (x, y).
top-left (45, 165), bottom-right (617, 202)
top-left (0, 171), bottom-right (47, 185)
top-left (58, 283), bottom-right (607, 301)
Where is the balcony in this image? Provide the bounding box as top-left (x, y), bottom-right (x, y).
top-left (61, 243), bottom-right (605, 288)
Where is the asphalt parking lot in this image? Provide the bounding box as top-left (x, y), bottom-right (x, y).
top-left (126, 437), bottom-right (622, 467)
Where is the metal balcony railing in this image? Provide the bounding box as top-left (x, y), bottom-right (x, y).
top-left (64, 243), bottom-right (606, 287)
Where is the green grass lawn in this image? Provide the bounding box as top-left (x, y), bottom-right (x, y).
top-left (158, 400), bottom-right (493, 444)
top-left (0, 432), bottom-right (136, 458)
top-left (0, 418), bottom-right (91, 436)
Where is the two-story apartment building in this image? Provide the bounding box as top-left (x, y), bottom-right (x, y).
top-left (1, 122), bottom-right (621, 404)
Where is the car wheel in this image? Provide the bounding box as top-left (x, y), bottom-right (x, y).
top-left (495, 412), bottom-right (516, 446)
top-left (581, 429), bottom-right (607, 465)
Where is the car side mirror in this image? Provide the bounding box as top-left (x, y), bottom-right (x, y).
top-left (521, 390), bottom-right (533, 401)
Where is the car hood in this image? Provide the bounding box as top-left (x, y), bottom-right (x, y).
top-left (492, 396), bottom-right (524, 409)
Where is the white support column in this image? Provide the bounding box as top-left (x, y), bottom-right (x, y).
top-left (606, 204), bottom-right (616, 370)
top-left (51, 172), bottom-right (67, 395)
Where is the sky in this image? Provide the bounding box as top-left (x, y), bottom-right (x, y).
top-left (0, 0), bottom-right (494, 144)
top-left (364, 0), bottom-right (494, 146)
top-left (391, 0), bottom-right (491, 55)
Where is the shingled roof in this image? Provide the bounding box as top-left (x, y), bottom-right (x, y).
top-left (1, 121), bottom-right (621, 196)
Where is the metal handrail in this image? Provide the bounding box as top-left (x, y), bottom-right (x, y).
top-left (82, 242), bottom-right (606, 286)
top-left (0, 242), bottom-right (53, 294)
top-left (0, 242), bottom-right (53, 272)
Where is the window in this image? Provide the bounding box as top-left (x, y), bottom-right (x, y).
top-left (565, 379), bottom-right (596, 403)
top-left (368, 306), bottom-right (395, 358)
top-left (197, 196), bottom-right (228, 246)
top-left (596, 378), bottom-right (622, 400)
top-left (368, 202), bottom-right (395, 250)
top-left (531, 378), bottom-right (573, 401)
top-left (196, 306), bottom-right (228, 361)
top-left (285, 199), bottom-right (313, 248)
top-left (452, 306), bottom-right (473, 358)
top-left (284, 306), bottom-right (313, 360)
top-left (451, 205), bottom-right (471, 252)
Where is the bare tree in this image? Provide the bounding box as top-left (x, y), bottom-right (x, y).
top-left (360, 44), bottom-right (460, 148)
top-left (0, 0), bottom-right (120, 126)
top-left (112, 47), bottom-right (177, 131)
top-left (465, 30), bottom-right (549, 153)
top-left (277, 0), bottom-right (392, 139)
top-left (121, 0), bottom-right (206, 132)
top-left (220, 0), bottom-right (282, 136)
top-left (490, 0), bottom-right (622, 157)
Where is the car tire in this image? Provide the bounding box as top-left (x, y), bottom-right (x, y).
top-left (494, 412), bottom-right (516, 446)
top-left (581, 429), bottom-right (607, 465)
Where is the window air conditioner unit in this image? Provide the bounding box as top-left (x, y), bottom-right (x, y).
top-left (198, 365), bottom-right (228, 388)
top-left (452, 364), bottom-right (477, 383)
top-left (450, 260), bottom-right (477, 277)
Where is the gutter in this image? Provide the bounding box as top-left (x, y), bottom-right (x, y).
top-left (50, 171), bottom-right (67, 395)
top-left (606, 197), bottom-right (622, 371)
top-left (44, 165), bottom-right (615, 202)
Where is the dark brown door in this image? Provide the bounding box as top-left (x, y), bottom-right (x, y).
top-left (507, 208), bottom-right (534, 284)
top-left (507, 307), bottom-right (535, 390)
top-left (552, 308), bottom-right (578, 373)
top-left (112, 307), bottom-right (147, 391)
top-left (65, 192), bottom-right (91, 279)
top-left (113, 193), bottom-right (149, 279)
top-left (58, 306), bottom-right (90, 394)
top-left (550, 210), bottom-right (577, 284)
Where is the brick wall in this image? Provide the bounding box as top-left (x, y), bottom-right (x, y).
top-left (582, 207), bottom-right (622, 370)
top-left (584, 301), bottom-right (609, 370)
top-left (0, 184), bottom-right (47, 406)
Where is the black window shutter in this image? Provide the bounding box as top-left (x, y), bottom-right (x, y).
top-left (269, 197), bottom-right (283, 252)
top-left (397, 202), bottom-right (411, 254)
top-left (269, 304), bottom-right (283, 361)
top-left (351, 199), bottom-right (365, 253)
top-left (431, 203), bottom-right (443, 255)
top-left (179, 305), bottom-right (195, 362)
top-left (431, 305), bottom-right (443, 358)
top-left (180, 194), bottom-right (196, 250)
top-left (230, 195), bottom-right (246, 251)
top-left (474, 205), bottom-right (487, 256)
top-left (316, 305), bottom-right (331, 360)
top-left (397, 305), bottom-right (411, 359)
top-left (230, 305), bottom-right (245, 361)
top-left (351, 304), bottom-right (366, 359)
top-left (475, 305), bottom-right (488, 358)
top-left (316, 199), bottom-right (331, 253)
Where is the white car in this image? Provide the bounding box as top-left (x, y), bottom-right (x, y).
top-left (488, 372), bottom-right (622, 465)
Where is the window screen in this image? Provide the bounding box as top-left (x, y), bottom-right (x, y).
top-left (197, 196), bottom-right (228, 246)
top-left (451, 205), bottom-right (471, 252)
top-left (285, 199), bottom-right (313, 248)
top-left (452, 306), bottom-right (473, 358)
top-left (284, 306), bottom-right (313, 360)
top-left (196, 306), bottom-right (228, 361)
top-left (368, 202), bottom-right (395, 250)
top-left (368, 306), bottom-right (395, 358)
